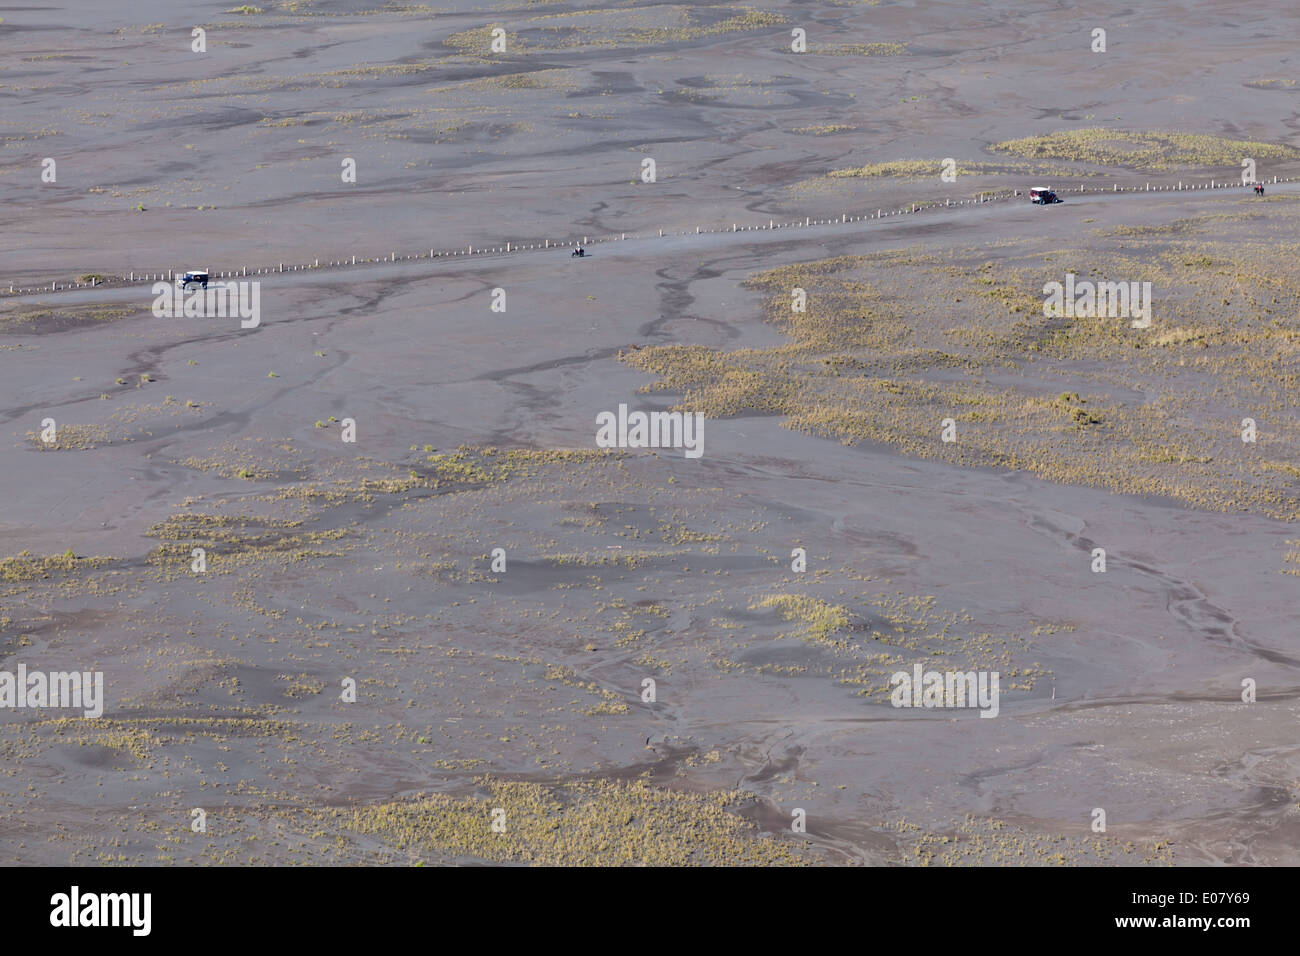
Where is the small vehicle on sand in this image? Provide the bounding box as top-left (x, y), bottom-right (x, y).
top-left (571, 246), bottom-right (585, 258)
top-left (1029, 186), bottom-right (1061, 205)
top-left (176, 269), bottom-right (210, 289)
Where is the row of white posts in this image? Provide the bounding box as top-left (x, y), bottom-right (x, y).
top-left (5, 177), bottom-right (1293, 295)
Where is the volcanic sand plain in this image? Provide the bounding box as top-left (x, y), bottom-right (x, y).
top-left (2, 0), bottom-right (1300, 864)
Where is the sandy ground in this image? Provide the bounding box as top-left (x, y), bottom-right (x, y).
top-left (1, 0), bottom-right (1299, 865)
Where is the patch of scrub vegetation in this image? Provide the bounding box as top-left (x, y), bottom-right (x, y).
top-left (21, 716), bottom-right (305, 761)
top-left (792, 124), bottom-right (858, 135)
top-left (720, 585), bottom-right (1041, 696)
top-left (829, 159), bottom-right (955, 179)
top-left (661, 73), bottom-right (791, 107)
top-left (990, 129), bottom-right (1300, 172)
top-left (149, 445), bottom-right (626, 577)
top-left (825, 159), bottom-right (1059, 180)
top-left (334, 776), bottom-right (814, 865)
top-left (1282, 540), bottom-right (1300, 576)
top-left (0, 551), bottom-right (113, 583)
top-left (795, 161), bottom-right (1092, 198)
top-left (811, 41), bottom-right (906, 56)
top-left (26, 423), bottom-right (114, 451)
top-left (157, 443), bottom-right (624, 576)
top-left (146, 513), bottom-right (351, 577)
top-left (53, 724), bottom-right (164, 764)
top-left (0, 303), bottom-right (134, 334)
top-left (540, 662), bottom-right (629, 715)
top-left (435, 69), bottom-right (579, 95)
top-left (657, 521), bottom-right (724, 545)
top-left (751, 594), bottom-right (852, 647)
top-left (894, 815), bottom-right (1174, 866)
top-left (179, 439), bottom-right (308, 482)
top-left (422, 446), bottom-right (621, 485)
top-left (28, 401), bottom-right (201, 451)
top-left (276, 673), bottom-right (325, 699)
top-left (622, 221), bottom-right (1300, 520)
top-left (446, 6), bottom-right (786, 56)
top-left (543, 548), bottom-right (690, 569)
top-left (593, 598), bottom-right (670, 651)
top-left (1098, 217), bottom-right (1209, 239)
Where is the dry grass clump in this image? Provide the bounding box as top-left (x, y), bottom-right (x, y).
top-left (901, 814), bottom-right (1175, 866)
top-left (423, 446), bottom-right (620, 484)
top-left (181, 439), bottom-right (306, 481)
top-left (0, 550), bottom-right (113, 582)
top-left (990, 128), bottom-right (1300, 171)
top-left (792, 124), bottom-right (858, 136)
top-left (622, 211), bottom-right (1300, 519)
top-left (29, 403), bottom-right (201, 453)
top-left (145, 444), bottom-right (626, 579)
top-left (145, 513), bottom-right (350, 577)
top-left (1283, 540), bottom-right (1300, 575)
top-left (812, 42), bottom-right (906, 56)
top-left (828, 159), bottom-right (952, 179)
top-left (426, 68), bottom-right (579, 97)
top-left (337, 776), bottom-right (812, 865)
top-left (715, 587), bottom-right (1042, 695)
top-left (751, 594), bottom-right (852, 647)
top-left (26, 423), bottom-right (114, 450)
top-left (446, 6), bottom-right (785, 56)
top-left (0, 304), bottom-right (134, 334)
top-left (796, 159), bottom-right (1091, 197)
top-left (539, 662), bottom-right (630, 715)
top-left (544, 548), bottom-right (690, 569)
top-left (824, 159), bottom-right (1070, 181)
